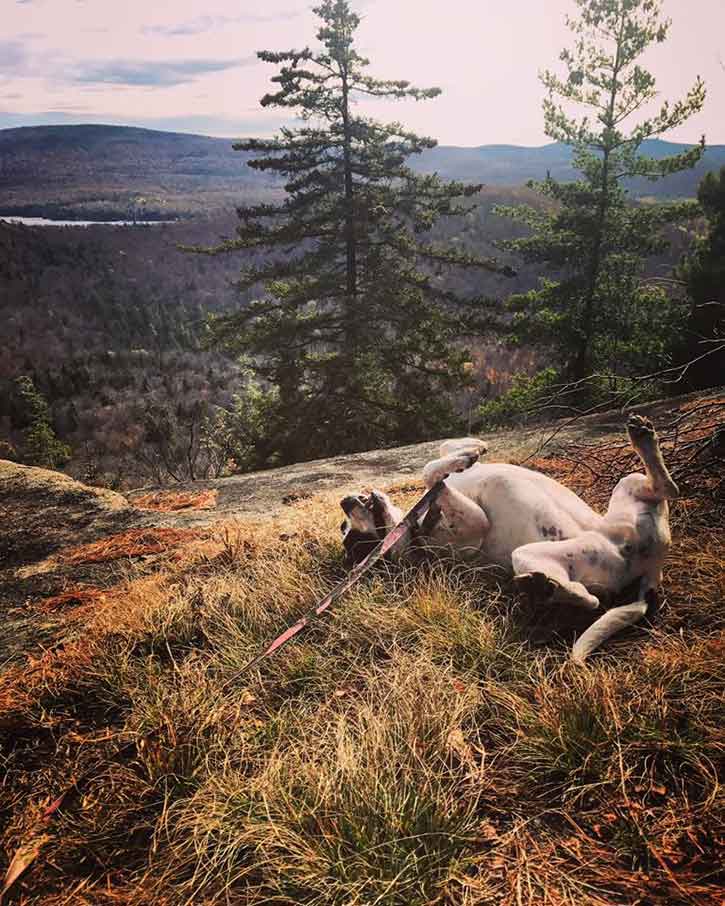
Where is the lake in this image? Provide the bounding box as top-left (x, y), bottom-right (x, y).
top-left (0, 216), bottom-right (176, 227)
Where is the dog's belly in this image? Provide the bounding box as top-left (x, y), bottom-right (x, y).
top-left (444, 466), bottom-right (597, 570)
top-left (447, 463), bottom-right (600, 530)
top-left (482, 496), bottom-right (584, 569)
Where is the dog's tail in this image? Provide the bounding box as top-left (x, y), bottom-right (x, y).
top-left (571, 585), bottom-right (658, 664)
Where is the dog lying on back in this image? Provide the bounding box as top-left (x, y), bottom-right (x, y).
top-left (340, 415), bottom-right (678, 663)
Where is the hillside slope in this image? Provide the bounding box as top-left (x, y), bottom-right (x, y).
top-left (0, 124), bottom-right (280, 218)
top-left (2, 124), bottom-right (723, 217)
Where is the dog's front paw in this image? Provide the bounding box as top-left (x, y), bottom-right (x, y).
top-left (450, 450), bottom-right (480, 473)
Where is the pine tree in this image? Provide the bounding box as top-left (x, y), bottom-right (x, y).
top-left (201, 0), bottom-right (507, 464)
top-left (494, 0), bottom-right (705, 382)
top-left (15, 375), bottom-right (71, 470)
top-left (675, 166), bottom-right (725, 387)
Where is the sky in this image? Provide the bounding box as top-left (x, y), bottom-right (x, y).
top-left (1, 0), bottom-right (724, 147)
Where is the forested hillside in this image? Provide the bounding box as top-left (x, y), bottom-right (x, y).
top-left (0, 187), bottom-right (550, 487)
top-left (0, 125), bottom-right (280, 219)
top-left (2, 124), bottom-right (725, 220)
top-left (0, 211), bottom-right (258, 476)
top-left (0, 184), bottom-right (700, 488)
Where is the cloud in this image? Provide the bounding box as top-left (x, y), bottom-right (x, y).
top-left (0, 41), bottom-right (28, 72)
top-left (70, 56), bottom-right (256, 87)
top-left (0, 38), bottom-right (257, 89)
top-left (46, 104), bottom-right (91, 112)
top-left (143, 16), bottom-right (235, 37)
top-left (142, 10), bottom-right (302, 37)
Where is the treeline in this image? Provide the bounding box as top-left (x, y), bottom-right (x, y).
top-left (0, 218), bottom-right (250, 486)
top-left (0, 215), bottom-right (249, 379)
top-left (1, 346), bottom-right (257, 487)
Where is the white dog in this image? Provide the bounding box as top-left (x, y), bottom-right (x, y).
top-left (340, 415), bottom-right (678, 663)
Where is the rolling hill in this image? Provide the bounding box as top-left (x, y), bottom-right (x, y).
top-left (1, 124), bottom-right (724, 219)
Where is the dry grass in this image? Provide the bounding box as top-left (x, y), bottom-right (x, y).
top-left (1, 406), bottom-right (723, 905)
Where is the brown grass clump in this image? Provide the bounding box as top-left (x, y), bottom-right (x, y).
top-left (132, 489), bottom-right (218, 512)
top-left (61, 527), bottom-right (206, 564)
top-left (0, 637), bottom-right (98, 728)
top-left (2, 403), bottom-right (723, 905)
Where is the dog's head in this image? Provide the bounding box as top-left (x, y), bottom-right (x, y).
top-left (339, 490), bottom-right (404, 568)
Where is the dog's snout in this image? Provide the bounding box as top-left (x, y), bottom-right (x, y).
top-left (340, 495), bottom-right (361, 516)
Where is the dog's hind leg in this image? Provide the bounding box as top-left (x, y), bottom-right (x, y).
top-left (624, 414), bottom-right (679, 501)
top-left (512, 547), bottom-right (601, 611)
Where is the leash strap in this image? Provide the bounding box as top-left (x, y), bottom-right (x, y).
top-left (222, 480), bottom-right (446, 686)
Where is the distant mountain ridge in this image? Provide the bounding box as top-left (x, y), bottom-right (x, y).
top-left (1, 124), bottom-right (724, 219)
top-left (414, 139), bottom-right (725, 195)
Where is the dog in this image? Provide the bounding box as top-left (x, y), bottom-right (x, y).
top-left (340, 415), bottom-right (678, 663)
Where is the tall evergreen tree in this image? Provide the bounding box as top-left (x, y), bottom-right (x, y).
top-left (202, 0), bottom-right (507, 464)
top-left (675, 166), bottom-right (725, 387)
top-left (494, 0), bottom-right (705, 382)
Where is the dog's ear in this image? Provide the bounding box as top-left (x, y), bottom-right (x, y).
top-left (370, 492), bottom-right (388, 535)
